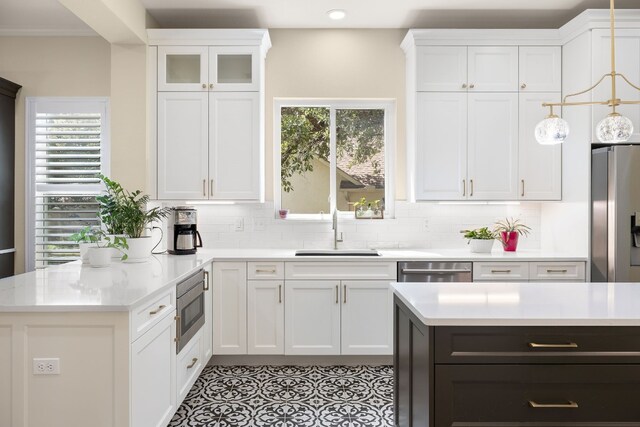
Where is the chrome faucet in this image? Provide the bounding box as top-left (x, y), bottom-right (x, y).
top-left (332, 209), bottom-right (343, 250)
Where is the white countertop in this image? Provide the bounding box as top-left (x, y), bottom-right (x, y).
top-left (0, 248), bottom-right (586, 312)
top-left (392, 282), bottom-right (640, 326)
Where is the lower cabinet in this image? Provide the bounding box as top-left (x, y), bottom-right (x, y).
top-left (341, 281), bottom-right (393, 355)
top-left (131, 312), bottom-right (176, 427)
top-left (0, 325), bottom-right (11, 427)
top-left (202, 264), bottom-right (213, 362)
top-left (285, 280), bottom-right (342, 355)
top-left (177, 328), bottom-right (204, 404)
top-left (213, 262), bottom-right (247, 354)
top-left (248, 280), bottom-right (284, 354)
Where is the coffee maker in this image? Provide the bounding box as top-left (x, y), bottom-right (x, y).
top-left (167, 206), bottom-right (202, 255)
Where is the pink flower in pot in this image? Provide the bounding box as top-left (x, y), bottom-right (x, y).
top-left (494, 218), bottom-right (531, 252)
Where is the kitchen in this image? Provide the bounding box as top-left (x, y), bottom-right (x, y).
top-left (1, 0), bottom-right (640, 426)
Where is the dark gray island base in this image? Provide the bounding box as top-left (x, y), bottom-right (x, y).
top-left (393, 295), bottom-right (640, 427)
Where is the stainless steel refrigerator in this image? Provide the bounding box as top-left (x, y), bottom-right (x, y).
top-left (592, 145), bottom-right (640, 282)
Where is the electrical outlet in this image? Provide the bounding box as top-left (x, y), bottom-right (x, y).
top-left (254, 218), bottom-right (266, 231)
top-left (235, 218), bottom-right (244, 232)
top-left (33, 358), bottom-right (60, 375)
top-left (423, 219), bottom-right (430, 231)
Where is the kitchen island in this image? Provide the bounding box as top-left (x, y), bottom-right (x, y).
top-left (392, 282), bottom-right (640, 426)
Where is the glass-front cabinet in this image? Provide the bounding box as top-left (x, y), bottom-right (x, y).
top-left (158, 45), bottom-right (260, 92)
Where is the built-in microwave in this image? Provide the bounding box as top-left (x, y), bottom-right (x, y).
top-left (175, 269), bottom-right (207, 353)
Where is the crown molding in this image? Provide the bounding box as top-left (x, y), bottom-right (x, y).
top-left (0, 28), bottom-right (97, 37)
top-left (559, 9), bottom-right (640, 45)
top-left (402, 28), bottom-right (561, 50)
top-left (147, 28), bottom-right (271, 52)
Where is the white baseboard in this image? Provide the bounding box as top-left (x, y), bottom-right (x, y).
top-left (209, 355), bottom-right (393, 366)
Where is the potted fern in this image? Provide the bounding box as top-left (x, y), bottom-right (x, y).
top-left (461, 227), bottom-right (495, 253)
top-left (71, 227), bottom-right (128, 268)
top-left (494, 218), bottom-right (531, 252)
top-left (98, 174), bottom-right (170, 262)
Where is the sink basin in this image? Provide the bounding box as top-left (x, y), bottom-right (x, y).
top-left (295, 249), bottom-right (381, 257)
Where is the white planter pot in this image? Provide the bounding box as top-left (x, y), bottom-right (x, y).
top-left (124, 237), bottom-right (153, 263)
top-left (88, 247), bottom-right (112, 268)
top-left (79, 242), bottom-right (98, 264)
top-left (469, 239), bottom-right (494, 253)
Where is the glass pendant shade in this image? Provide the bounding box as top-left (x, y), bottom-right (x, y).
top-left (535, 115), bottom-right (570, 145)
top-left (596, 113), bottom-right (634, 143)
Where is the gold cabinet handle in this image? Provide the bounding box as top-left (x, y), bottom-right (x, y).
top-left (201, 83), bottom-right (207, 89)
top-left (521, 179), bottom-right (525, 197)
top-left (256, 269), bottom-right (276, 274)
top-left (470, 179), bottom-right (474, 196)
top-left (343, 284), bottom-right (347, 304)
top-left (528, 400), bottom-right (578, 409)
top-left (491, 269), bottom-right (512, 273)
top-left (521, 83), bottom-right (527, 89)
top-left (174, 315), bottom-right (181, 343)
top-left (335, 285), bottom-right (339, 304)
top-left (547, 269), bottom-right (568, 273)
top-left (462, 180), bottom-right (466, 197)
top-left (209, 83), bottom-right (214, 89)
top-left (203, 270), bottom-right (209, 291)
top-left (210, 179), bottom-right (214, 196)
top-left (202, 179), bottom-right (206, 197)
top-left (462, 83), bottom-right (468, 89)
top-left (469, 83), bottom-right (475, 89)
top-left (278, 284), bottom-right (282, 304)
top-left (187, 357), bottom-right (198, 369)
top-left (149, 305), bottom-right (166, 315)
top-left (529, 342), bottom-right (578, 349)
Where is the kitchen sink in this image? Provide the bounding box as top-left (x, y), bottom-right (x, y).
top-left (295, 249), bottom-right (381, 256)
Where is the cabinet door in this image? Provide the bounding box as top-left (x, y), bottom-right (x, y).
top-left (158, 46), bottom-right (208, 92)
top-left (341, 281), bottom-right (393, 355)
top-left (247, 280), bottom-right (284, 355)
top-left (209, 92), bottom-right (262, 200)
top-left (468, 46), bottom-right (519, 92)
top-left (202, 263), bottom-right (213, 362)
top-left (518, 93), bottom-right (562, 200)
top-left (415, 92), bottom-right (468, 200)
top-left (0, 326), bottom-right (10, 427)
top-left (131, 313), bottom-right (176, 427)
top-left (416, 46), bottom-right (467, 92)
top-left (592, 29), bottom-right (640, 142)
top-left (285, 280), bottom-right (341, 355)
top-left (177, 328), bottom-right (203, 405)
top-left (519, 46), bottom-right (562, 92)
top-left (212, 262), bottom-right (247, 354)
top-left (468, 93), bottom-right (519, 200)
top-left (209, 46), bottom-right (260, 92)
top-left (157, 92), bottom-right (209, 200)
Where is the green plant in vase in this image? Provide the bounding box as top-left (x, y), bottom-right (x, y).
top-left (71, 226), bottom-right (128, 266)
top-left (460, 227), bottom-right (496, 253)
top-left (494, 218), bottom-right (531, 252)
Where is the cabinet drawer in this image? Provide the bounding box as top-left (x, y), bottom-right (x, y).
top-left (530, 262), bottom-right (586, 281)
top-left (248, 262), bottom-right (284, 280)
top-left (435, 326), bottom-right (640, 364)
top-left (177, 328), bottom-right (203, 404)
top-left (435, 364), bottom-right (640, 425)
top-left (285, 262), bottom-right (396, 280)
top-left (473, 262), bottom-right (529, 281)
top-left (131, 288), bottom-right (175, 342)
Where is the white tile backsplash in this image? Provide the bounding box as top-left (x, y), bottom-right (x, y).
top-left (151, 201), bottom-right (542, 251)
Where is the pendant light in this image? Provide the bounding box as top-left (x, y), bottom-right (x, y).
top-left (535, 0), bottom-right (639, 145)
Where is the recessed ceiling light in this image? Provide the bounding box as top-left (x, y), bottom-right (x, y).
top-left (327, 9), bottom-right (346, 20)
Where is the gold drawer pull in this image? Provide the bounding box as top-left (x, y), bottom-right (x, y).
top-left (186, 357), bottom-right (198, 369)
top-left (256, 269), bottom-right (277, 273)
top-left (149, 305), bottom-right (166, 315)
top-left (529, 342), bottom-right (578, 349)
top-left (547, 269), bottom-right (568, 273)
top-left (491, 269), bottom-right (512, 273)
top-left (529, 400), bottom-right (578, 409)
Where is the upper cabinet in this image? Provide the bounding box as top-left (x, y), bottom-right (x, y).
top-left (149, 29), bottom-right (270, 201)
top-left (404, 31), bottom-right (562, 201)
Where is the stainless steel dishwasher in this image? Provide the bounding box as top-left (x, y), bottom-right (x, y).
top-left (397, 261), bottom-right (472, 282)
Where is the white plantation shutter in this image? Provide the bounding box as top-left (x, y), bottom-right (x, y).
top-left (26, 98), bottom-right (110, 270)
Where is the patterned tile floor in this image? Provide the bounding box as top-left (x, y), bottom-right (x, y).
top-left (168, 365), bottom-right (393, 427)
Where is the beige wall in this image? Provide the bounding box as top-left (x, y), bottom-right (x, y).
top-left (0, 36), bottom-right (111, 274)
top-left (265, 29), bottom-right (407, 202)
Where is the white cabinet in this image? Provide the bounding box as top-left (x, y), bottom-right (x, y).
top-left (467, 93), bottom-right (519, 200)
top-left (158, 45), bottom-right (261, 92)
top-left (212, 262), bottom-right (247, 354)
top-left (209, 92), bottom-right (262, 200)
top-left (157, 92), bottom-right (209, 200)
top-left (247, 280), bottom-right (284, 354)
top-left (176, 329), bottom-right (204, 404)
top-left (341, 281), bottom-right (393, 355)
top-left (592, 29), bottom-right (640, 143)
top-left (473, 261), bottom-right (586, 282)
top-left (416, 46), bottom-right (468, 92)
top-left (131, 312), bottom-right (176, 427)
top-left (284, 280), bottom-right (341, 355)
top-left (519, 46), bottom-right (562, 92)
top-left (518, 93), bottom-right (562, 200)
top-left (468, 46), bottom-right (519, 92)
top-left (0, 326), bottom-right (10, 427)
top-left (416, 92), bottom-right (467, 200)
top-left (202, 264), bottom-right (213, 362)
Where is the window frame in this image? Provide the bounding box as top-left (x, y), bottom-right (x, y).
top-left (274, 98), bottom-right (396, 220)
top-left (25, 97), bottom-right (110, 271)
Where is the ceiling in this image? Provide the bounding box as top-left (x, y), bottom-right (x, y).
top-left (0, 0), bottom-right (638, 35)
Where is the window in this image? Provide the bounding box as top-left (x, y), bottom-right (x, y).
top-left (275, 100), bottom-right (395, 218)
top-left (25, 98), bottom-right (110, 270)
